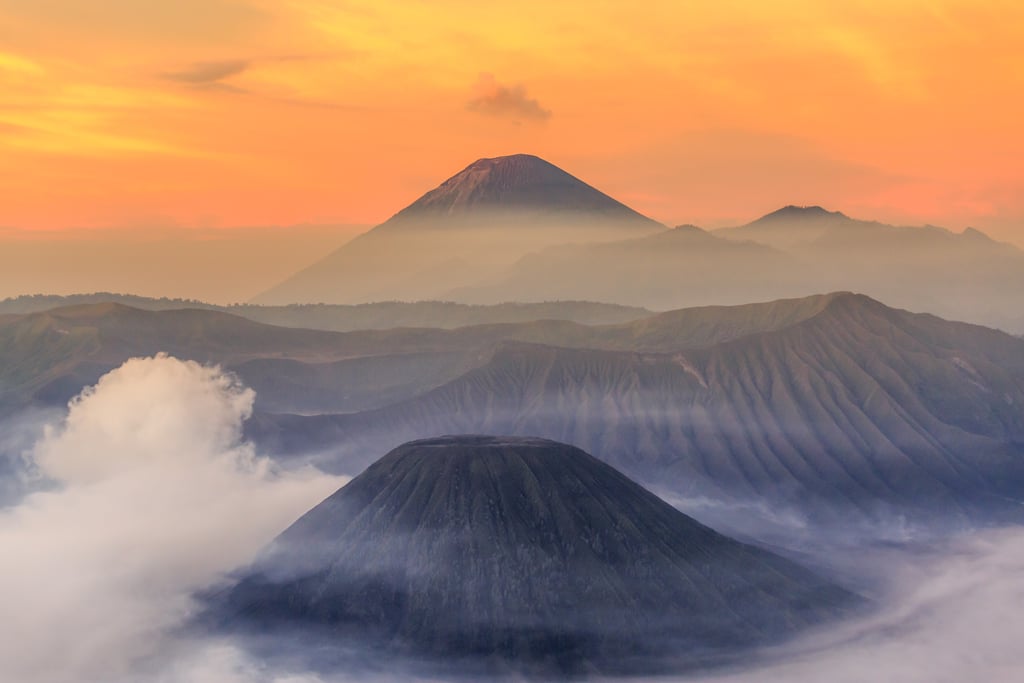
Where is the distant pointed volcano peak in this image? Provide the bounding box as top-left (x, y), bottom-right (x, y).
top-left (759, 205), bottom-right (849, 222)
top-left (463, 153), bottom-right (553, 170)
top-left (383, 154), bottom-right (661, 227)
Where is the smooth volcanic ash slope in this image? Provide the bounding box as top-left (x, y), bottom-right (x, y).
top-left (211, 435), bottom-right (859, 677)
top-left (253, 154), bottom-right (662, 305)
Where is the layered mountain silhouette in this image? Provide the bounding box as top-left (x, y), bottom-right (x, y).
top-left (7, 293), bottom-right (1024, 535)
top-left (254, 154), bottom-right (661, 304)
top-left (448, 224), bottom-right (810, 309)
top-left (241, 152), bottom-right (1024, 331)
top-left (716, 206), bottom-right (1024, 332)
top-left (448, 205), bottom-right (1024, 332)
top-left (211, 436), bottom-right (859, 676)
top-left (0, 299), bottom-right (720, 416)
top-left (0, 303), bottom-right (479, 415)
top-left (715, 205), bottom-right (859, 249)
top-left (0, 292), bottom-right (891, 415)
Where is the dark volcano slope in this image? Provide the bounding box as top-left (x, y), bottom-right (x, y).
top-left (213, 436), bottom-right (859, 677)
top-left (250, 294), bottom-right (1024, 532)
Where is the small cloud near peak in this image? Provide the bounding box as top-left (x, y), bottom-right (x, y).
top-left (466, 73), bottom-right (551, 123)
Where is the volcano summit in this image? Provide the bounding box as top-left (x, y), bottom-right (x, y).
top-left (383, 154), bottom-right (661, 226)
top-left (253, 155), bottom-right (661, 304)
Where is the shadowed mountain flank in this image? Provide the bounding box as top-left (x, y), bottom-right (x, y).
top-left (250, 294), bottom-right (1024, 533)
top-left (0, 294), bottom-right (844, 415)
top-left (211, 436), bottom-right (859, 677)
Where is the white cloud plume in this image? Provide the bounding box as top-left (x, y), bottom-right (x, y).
top-left (0, 354), bottom-right (343, 682)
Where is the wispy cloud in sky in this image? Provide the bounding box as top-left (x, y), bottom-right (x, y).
top-left (466, 73), bottom-right (551, 122)
top-left (161, 59), bottom-right (253, 87)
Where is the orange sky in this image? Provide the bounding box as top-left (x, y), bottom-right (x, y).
top-left (1, 0), bottom-right (1022, 245)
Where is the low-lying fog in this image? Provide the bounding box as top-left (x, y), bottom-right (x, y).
top-left (1, 355), bottom-right (1021, 682)
top-left (0, 224), bottom-right (364, 304)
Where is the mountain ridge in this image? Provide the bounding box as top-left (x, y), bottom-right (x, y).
top-left (247, 293), bottom-right (1024, 533)
top-left (0, 293), bottom-right (865, 416)
top-left (445, 204), bottom-right (1024, 333)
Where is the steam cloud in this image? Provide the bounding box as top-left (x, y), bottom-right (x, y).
top-left (0, 354), bottom-right (343, 682)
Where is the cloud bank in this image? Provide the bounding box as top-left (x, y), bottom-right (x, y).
top-left (681, 528), bottom-right (1024, 683)
top-left (161, 59), bottom-right (252, 87)
top-left (0, 354), bottom-right (343, 682)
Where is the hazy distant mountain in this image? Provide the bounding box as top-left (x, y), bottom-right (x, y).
top-left (0, 294), bottom-right (650, 331)
top-left (250, 293), bottom-right (1024, 534)
top-left (246, 158), bottom-right (1023, 332)
top-left (0, 223), bottom-right (361, 304)
top-left (448, 225), bottom-right (812, 310)
top-left (444, 205), bottom-right (1024, 333)
top-left (253, 154), bottom-right (662, 305)
top-left (714, 205), bottom-right (863, 249)
top-left (212, 436), bottom-right (858, 676)
top-left (714, 205), bottom-right (1024, 333)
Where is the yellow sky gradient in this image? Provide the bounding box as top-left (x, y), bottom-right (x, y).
top-left (1, 0), bottom-right (1022, 244)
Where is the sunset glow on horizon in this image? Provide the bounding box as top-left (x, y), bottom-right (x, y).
top-left (1, 0), bottom-right (1022, 244)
